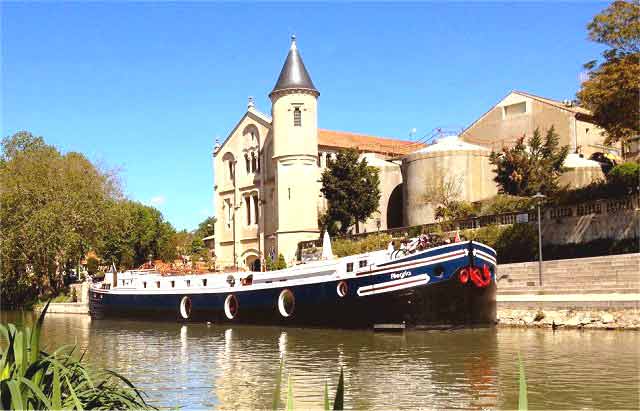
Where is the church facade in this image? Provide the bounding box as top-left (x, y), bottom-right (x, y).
top-left (213, 38), bottom-right (613, 271)
top-left (213, 37), bottom-right (415, 270)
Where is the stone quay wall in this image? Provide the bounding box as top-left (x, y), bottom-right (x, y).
top-left (496, 253), bottom-right (640, 330)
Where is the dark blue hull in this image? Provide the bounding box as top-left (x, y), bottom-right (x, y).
top-left (90, 241), bottom-right (497, 328)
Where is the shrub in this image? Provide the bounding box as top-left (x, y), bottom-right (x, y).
top-left (607, 162), bottom-right (639, 194)
top-left (275, 253), bottom-right (287, 270)
top-left (478, 195), bottom-right (536, 215)
top-left (86, 256), bottom-right (100, 276)
top-left (332, 233), bottom-right (392, 258)
top-left (494, 224), bottom-right (538, 263)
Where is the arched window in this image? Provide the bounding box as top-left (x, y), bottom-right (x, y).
top-left (224, 199), bottom-right (232, 229)
top-left (245, 196), bottom-right (251, 225)
top-left (245, 153), bottom-right (250, 174)
top-left (228, 161), bottom-right (235, 181)
top-left (257, 152), bottom-right (261, 172)
top-left (293, 107), bottom-right (301, 127)
top-left (252, 194), bottom-right (259, 224)
top-left (251, 152), bottom-right (257, 173)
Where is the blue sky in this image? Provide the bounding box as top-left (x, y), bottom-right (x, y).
top-left (1, 2), bottom-right (608, 230)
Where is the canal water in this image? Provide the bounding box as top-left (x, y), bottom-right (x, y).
top-left (1, 311), bottom-right (638, 410)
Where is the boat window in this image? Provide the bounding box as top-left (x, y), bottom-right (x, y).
top-left (171, 281), bottom-right (175, 288)
top-left (186, 280), bottom-right (191, 287)
top-left (156, 281), bottom-right (160, 288)
top-left (202, 279), bottom-right (207, 287)
top-left (143, 282), bottom-right (147, 288)
top-left (359, 260), bottom-right (367, 268)
top-left (346, 262), bottom-right (354, 272)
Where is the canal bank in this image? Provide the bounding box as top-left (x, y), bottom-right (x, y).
top-left (496, 252), bottom-right (640, 330)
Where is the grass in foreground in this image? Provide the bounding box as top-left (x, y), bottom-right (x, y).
top-left (0, 301), bottom-right (154, 410)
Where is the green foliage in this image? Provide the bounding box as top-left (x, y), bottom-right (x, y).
top-left (0, 303), bottom-right (153, 410)
top-left (275, 254), bottom-right (287, 270)
top-left (578, 1), bottom-right (640, 144)
top-left (321, 148), bottom-right (381, 234)
top-left (518, 354), bottom-right (528, 411)
top-left (86, 257), bottom-right (99, 277)
top-left (286, 375), bottom-right (294, 411)
top-left (0, 132), bottom-right (120, 307)
top-left (190, 238), bottom-right (205, 255)
top-left (478, 195), bottom-right (536, 215)
top-left (331, 234), bottom-right (392, 258)
top-left (554, 162), bottom-right (639, 205)
top-left (272, 357), bottom-right (283, 410)
top-left (333, 368), bottom-right (344, 411)
top-left (494, 224), bottom-right (539, 264)
top-left (489, 127), bottom-right (569, 196)
top-left (194, 216), bottom-right (216, 239)
top-left (435, 200), bottom-right (475, 222)
top-left (607, 162), bottom-right (640, 193)
top-left (97, 200), bottom-right (178, 269)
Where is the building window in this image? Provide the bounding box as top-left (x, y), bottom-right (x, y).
top-left (228, 161), bottom-right (235, 181)
top-left (156, 281), bottom-right (161, 288)
top-left (293, 107), bottom-right (301, 127)
top-left (251, 152), bottom-right (257, 172)
top-left (257, 152), bottom-right (261, 172)
top-left (245, 196), bottom-right (251, 225)
top-left (224, 199), bottom-right (232, 229)
top-left (504, 102), bottom-right (527, 117)
top-left (252, 194), bottom-right (259, 224)
top-left (245, 154), bottom-right (250, 174)
top-left (186, 280), bottom-right (191, 287)
top-left (202, 279), bottom-right (208, 287)
top-left (346, 262), bottom-right (354, 272)
top-left (171, 281), bottom-right (175, 288)
top-left (317, 154), bottom-right (321, 167)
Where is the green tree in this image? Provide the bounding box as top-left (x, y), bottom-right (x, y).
top-left (0, 132), bottom-right (118, 306)
top-left (577, 0), bottom-right (640, 144)
top-left (194, 216), bottom-right (216, 239)
top-left (86, 256), bottom-right (100, 276)
top-left (489, 127), bottom-right (569, 197)
top-left (97, 200), bottom-right (178, 269)
top-left (320, 148), bottom-right (381, 234)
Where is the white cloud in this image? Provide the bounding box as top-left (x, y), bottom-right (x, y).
top-left (150, 195), bottom-right (166, 206)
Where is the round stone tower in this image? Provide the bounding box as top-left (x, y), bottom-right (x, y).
top-left (269, 36), bottom-right (320, 263)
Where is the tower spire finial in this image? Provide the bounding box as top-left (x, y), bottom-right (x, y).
top-left (290, 34), bottom-right (297, 50)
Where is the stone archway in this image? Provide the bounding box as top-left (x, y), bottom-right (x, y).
top-left (386, 183), bottom-right (404, 229)
top-left (244, 254), bottom-right (260, 271)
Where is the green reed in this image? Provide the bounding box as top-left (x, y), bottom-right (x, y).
top-left (0, 301), bottom-right (154, 410)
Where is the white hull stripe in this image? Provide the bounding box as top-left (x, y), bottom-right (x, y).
top-left (357, 274), bottom-right (430, 296)
top-left (473, 249), bottom-right (497, 264)
top-left (474, 254), bottom-right (497, 267)
top-left (361, 249), bottom-right (468, 277)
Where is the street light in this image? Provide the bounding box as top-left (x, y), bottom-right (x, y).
top-left (532, 192), bottom-right (546, 287)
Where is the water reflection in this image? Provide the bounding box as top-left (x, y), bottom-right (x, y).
top-left (1, 311), bottom-right (638, 410)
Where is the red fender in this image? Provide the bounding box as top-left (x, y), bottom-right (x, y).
top-left (469, 265), bottom-right (492, 288)
top-left (459, 268), bottom-right (470, 284)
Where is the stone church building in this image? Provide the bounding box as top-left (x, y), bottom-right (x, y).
top-left (213, 38), bottom-right (613, 271)
top-left (213, 37), bottom-right (417, 270)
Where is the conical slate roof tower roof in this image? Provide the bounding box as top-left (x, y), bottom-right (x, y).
top-left (270, 36), bottom-right (319, 97)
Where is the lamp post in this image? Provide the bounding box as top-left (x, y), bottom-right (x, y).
top-left (532, 192), bottom-right (546, 286)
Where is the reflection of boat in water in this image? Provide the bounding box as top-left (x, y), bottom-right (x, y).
top-left (90, 239), bottom-right (497, 328)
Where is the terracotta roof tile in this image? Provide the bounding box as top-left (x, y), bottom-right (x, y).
top-left (318, 129), bottom-right (424, 156)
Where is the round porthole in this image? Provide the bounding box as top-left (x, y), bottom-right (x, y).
top-left (277, 289), bottom-right (295, 318)
top-left (224, 294), bottom-right (238, 320)
top-left (337, 281), bottom-right (348, 298)
top-left (180, 296), bottom-right (192, 320)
